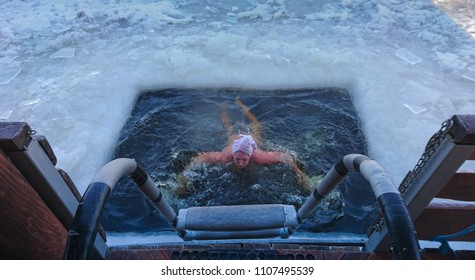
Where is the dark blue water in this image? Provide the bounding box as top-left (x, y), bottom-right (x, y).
top-left (101, 88), bottom-right (378, 235)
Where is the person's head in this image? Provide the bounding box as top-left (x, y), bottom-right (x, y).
top-left (232, 135), bottom-right (257, 169)
top-left (233, 151), bottom-right (251, 169)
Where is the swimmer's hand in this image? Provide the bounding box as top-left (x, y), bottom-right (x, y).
top-left (262, 152), bottom-right (310, 190)
top-left (293, 165), bottom-right (310, 191)
top-left (172, 174), bottom-right (187, 198)
top-left (191, 148), bottom-right (234, 165)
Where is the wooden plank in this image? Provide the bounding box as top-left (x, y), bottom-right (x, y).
top-left (450, 115), bottom-right (475, 144)
top-left (0, 122), bottom-right (31, 151)
top-left (436, 172), bottom-right (475, 201)
top-left (415, 200), bottom-right (475, 241)
top-left (107, 247), bottom-right (391, 260)
top-left (0, 150), bottom-right (67, 259)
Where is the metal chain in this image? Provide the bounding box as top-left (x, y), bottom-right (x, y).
top-left (27, 129), bottom-right (37, 136)
top-left (371, 117), bottom-right (454, 232)
top-left (399, 118), bottom-right (453, 196)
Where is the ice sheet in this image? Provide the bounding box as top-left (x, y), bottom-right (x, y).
top-left (0, 0), bottom-right (474, 198)
top-left (49, 47), bottom-right (75, 59)
top-left (0, 67), bottom-right (22, 85)
top-left (395, 48), bottom-right (422, 65)
top-left (462, 72), bottom-right (475, 83)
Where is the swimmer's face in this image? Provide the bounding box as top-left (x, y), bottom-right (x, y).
top-left (233, 151), bottom-right (251, 169)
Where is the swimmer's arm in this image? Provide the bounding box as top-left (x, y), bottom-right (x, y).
top-left (192, 147), bottom-right (233, 164)
top-left (179, 147), bottom-right (232, 195)
top-left (253, 150), bottom-right (308, 186)
top-left (252, 150), bottom-right (293, 165)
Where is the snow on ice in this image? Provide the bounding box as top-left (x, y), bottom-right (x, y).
top-left (0, 0), bottom-right (474, 196)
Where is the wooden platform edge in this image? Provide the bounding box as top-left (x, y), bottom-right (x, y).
top-left (436, 172), bottom-right (475, 201)
top-left (0, 150), bottom-right (68, 259)
top-left (106, 245), bottom-right (475, 260)
top-left (415, 201), bottom-right (475, 242)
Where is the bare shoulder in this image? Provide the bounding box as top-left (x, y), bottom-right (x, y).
top-left (251, 149), bottom-right (280, 165)
top-left (217, 148), bottom-right (234, 163)
top-left (195, 148), bottom-right (233, 164)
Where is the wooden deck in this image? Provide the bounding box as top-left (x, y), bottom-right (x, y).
top-left (107, 243), bottom-right (475, 260)
top-left (107, 243), bottom-right (392, 260)
top-left (415, 172), bottom-right (475, 242)
top-left (0, 150), bottom-right (67, 259)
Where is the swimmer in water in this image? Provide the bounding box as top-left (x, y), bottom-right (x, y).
top-left (189, 97), bottom-right (307, 186)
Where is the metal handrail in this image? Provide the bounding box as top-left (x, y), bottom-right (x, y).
top-left (298, 154), bottom-right (421, 260)
top-left (63, 158), bottom-right (176, 260)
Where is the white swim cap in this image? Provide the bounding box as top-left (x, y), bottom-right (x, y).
top-left (232, 135), bottom-right (257, 156)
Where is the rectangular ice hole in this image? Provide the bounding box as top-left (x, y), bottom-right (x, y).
top-left (102, 88), bottom-right (376, 237)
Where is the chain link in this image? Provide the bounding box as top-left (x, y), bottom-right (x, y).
top-left (399, 118), bottom-right (453, 196)
top-left (27, 129), bottom-right (37, 136)
top-left (371, 117), bottom-right (454, 232)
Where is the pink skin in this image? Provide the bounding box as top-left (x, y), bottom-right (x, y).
top-left (190, 145), bottom-right (308, 186)
top-left (233, 151), bottom-right (251, 169)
